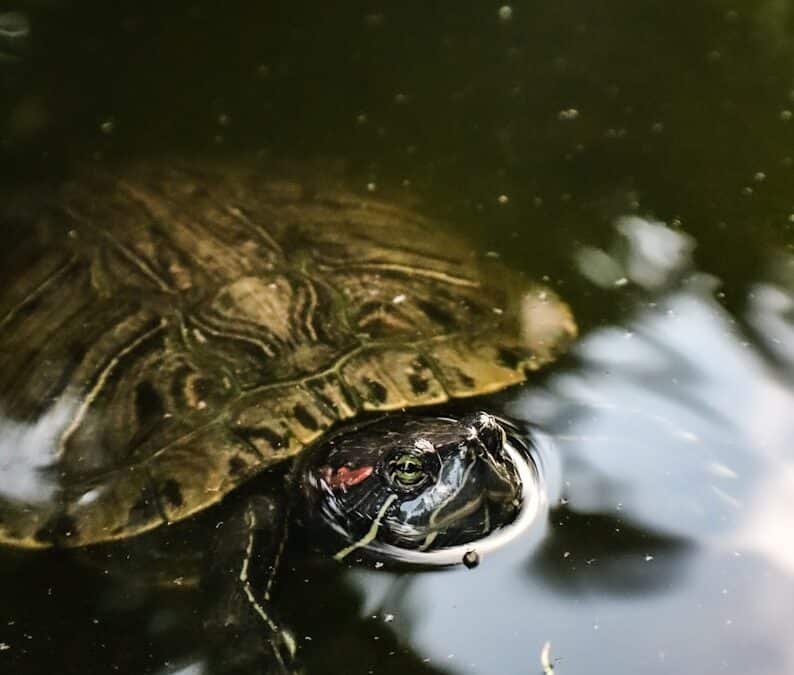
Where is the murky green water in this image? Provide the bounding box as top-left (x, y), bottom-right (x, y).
top-left (2, 1), bottom-right (794, 673)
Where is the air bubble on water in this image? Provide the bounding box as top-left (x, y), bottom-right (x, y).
top-left (497, 194), bottom-right (509, 204)
top-left (753, 171), bottom-right (766, 183)
top-left (217, 114), bottom-right (230, 127)
top-left (77, 489), bottom-right (101, 505)
top-left (383, 613), bottom-right (394, 623)
top-left (498, 6), bottom-right (513, 21)
top-left (780, 110), bottom-right (792, 121)
top-left (100, 119), bottom-right (115, 135)
top-left (558, 108), bottom-right (579, 120)
top-left (364, 13), bottom-right (384, 28)
top-left (366, 182), bottom-right (377, 192)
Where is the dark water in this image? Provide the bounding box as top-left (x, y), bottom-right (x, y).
top-left (2, 1), bottom-right (794, 673)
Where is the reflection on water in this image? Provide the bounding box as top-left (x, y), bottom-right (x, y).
top-left (0, 400), bottom-right (72, 503)
top-left (576, 216), bottom-right (695, 291)
top-left (532, 506), bottom-right (691, 596)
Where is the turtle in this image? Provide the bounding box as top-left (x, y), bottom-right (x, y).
top-left (0, 159), bottom-right (575, 670)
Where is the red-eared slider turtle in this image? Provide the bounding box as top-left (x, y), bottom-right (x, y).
top-left (0, 159), bottom-right (574, 669)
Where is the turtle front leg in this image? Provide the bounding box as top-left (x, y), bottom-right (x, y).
top-left (203, 495), bottom-right (299, 675)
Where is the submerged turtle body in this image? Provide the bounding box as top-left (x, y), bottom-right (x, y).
top-left (0, 161), bottom-right (575, 549)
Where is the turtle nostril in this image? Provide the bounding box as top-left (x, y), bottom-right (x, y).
top-left (469, 412), bottom-right (503, 455)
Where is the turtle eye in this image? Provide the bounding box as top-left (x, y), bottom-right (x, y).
top-left (387, 452), bottom-right (429, 490)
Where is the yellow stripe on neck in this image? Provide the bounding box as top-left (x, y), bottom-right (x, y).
top-left (334, 493), bottom-right (399, 562)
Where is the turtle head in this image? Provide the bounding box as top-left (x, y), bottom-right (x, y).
top-left (297, 412), bottom-right (543, 567)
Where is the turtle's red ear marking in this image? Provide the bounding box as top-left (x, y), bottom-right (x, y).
top-left (319, 465), bottom-right (374, 491)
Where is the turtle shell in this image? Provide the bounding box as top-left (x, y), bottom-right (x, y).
top-left (0, 161), bottom-right (576, 548)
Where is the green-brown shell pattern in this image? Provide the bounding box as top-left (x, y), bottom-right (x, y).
top-left (0, 161), bottom-right (576, 548)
